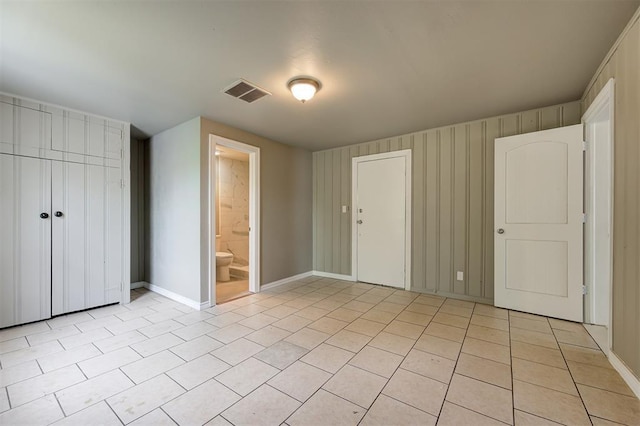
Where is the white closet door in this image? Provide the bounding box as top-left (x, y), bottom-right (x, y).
top-left (0, 154), bottom-right (52, 328)
top-left (52, 162), bottom-right (122, 315)
top-left (104, 166), bottom-right (123, 304)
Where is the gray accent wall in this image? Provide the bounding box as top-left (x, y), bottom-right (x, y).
top-left (130, 137), bottom-right (145, 283)
top-left (313, 101), bottom-right (582, 303)
top-left (583, 8), bottom-right (640, 378)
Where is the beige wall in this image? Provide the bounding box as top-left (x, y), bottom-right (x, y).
top-left (142, 116), bottom-right (312, 304)
top-left (200, 118), bottom-right (313, 301)
top-left (583, 9), bottom-right (640, 378)
top-left (313, 101), bottom-right (582, 303)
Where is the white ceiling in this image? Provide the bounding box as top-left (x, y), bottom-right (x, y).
top-left (1, 1), bottom-right (638, 151)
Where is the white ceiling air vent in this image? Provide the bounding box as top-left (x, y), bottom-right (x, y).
top-left (223, 79), bottom-right (271, 103)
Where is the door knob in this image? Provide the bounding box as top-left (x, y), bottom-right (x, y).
top-left (54, 211), bottom-right (63, 217)
top-left (497, 228), bottom-right (505, 234)
top-left (40, 212), bottom-right (49, 219)
top-left (357, 220), bottom-right (363, 224)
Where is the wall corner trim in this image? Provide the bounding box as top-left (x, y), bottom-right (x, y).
top-left (608, 350), bottom-right (640, 399)
top-left (312, 271), bottom-right (356, 281)
top-left (138, 281), bottom-right (205, 311)
top-left (260, 271), bottom-right (314, 291)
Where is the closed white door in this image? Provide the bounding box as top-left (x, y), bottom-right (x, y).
top-left (52, 162), bottom-right (122, 315)
top-left (0, 154), bottom-right (52, 328)
top-left (354, 151), bottom-right (410, 289)
top-left (494, 125), bottom-right (583, 322)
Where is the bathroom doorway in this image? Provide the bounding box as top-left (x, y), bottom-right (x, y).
top-left (210, 135), bottom-right (260, 305)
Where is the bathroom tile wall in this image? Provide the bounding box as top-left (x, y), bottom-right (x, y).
top-left (218, 157), bottom-right (249, 265)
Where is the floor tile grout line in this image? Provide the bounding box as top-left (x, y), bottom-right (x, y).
top-left (436, 302), bottom-right (517, 425)
top-left (285, 289), bottom-right (435, 425)
top-left (52, 391), bottom-right (68, 419)
top-left (508, 309), bottom-right (515, 425)
top-left (433, 296), bottom-right (466, 421)
top-left (4, 385), bottom-right (12, 412)
top-left (104, 395), bottom-right (126, 425)
top-left (446, 400), bottom-right (512, 425)
top-left (510, 352), bottom-right (568, 371)
top-left (3, 283), bottom-right (635, 425)
top-left (511, 407), bottom-right (567, 425)
top-left (158, 406), bottom-right (179, 426)
top-left (573, 381), bottom-right (639, 400)
top-left (547, 317), bottom-right (594, 425)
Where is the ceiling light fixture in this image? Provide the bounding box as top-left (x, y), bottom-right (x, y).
top-left (288, 77), bottom-right (321, 103)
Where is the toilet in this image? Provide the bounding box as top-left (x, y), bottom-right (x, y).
top-left (215, 237), bottom-right (234, 281)
top-left (216, 252), bottom-right (234, 281)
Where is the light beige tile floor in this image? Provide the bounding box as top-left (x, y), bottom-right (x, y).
top-left (216, 279), bottom-right (250, 304)
top-left (1, 277), bottom-right (639, 425)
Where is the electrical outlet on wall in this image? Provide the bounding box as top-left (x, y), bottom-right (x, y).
top-left (342, 205), bottom-right (349, 213)
top-left (456, 271), bottom-right (464, 281)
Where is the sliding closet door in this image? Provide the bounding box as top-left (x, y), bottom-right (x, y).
top-left (51, 161), bottom-right (122, 315)
top-left (0, 154), bottom-right (52, 328)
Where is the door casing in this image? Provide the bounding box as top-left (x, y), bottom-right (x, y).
top-left (582, 78), bottom-right (614, 351)
top-left (209, 134), bottom-right (260, 307)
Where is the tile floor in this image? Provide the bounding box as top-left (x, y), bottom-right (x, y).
top-left (1, 276), bottom-right (639, 425)
top-left (216, 279), bottom-right (250, 304)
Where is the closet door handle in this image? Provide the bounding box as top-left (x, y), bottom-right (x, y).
top-left (40, 212), bottom-right (49, 219)
top-left (54, 211), bottom-right (63, 217)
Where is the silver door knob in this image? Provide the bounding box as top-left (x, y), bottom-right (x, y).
top-left (497, 228), bottom-right (505, 234)
top-left (357, 220), bottom-right (363, 224)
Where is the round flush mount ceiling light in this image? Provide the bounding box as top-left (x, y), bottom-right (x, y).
top-left (288, 77), bottom-right (321, 103)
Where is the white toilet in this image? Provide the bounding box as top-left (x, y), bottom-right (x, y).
top-left (215, 237), bottom-right (234, 281)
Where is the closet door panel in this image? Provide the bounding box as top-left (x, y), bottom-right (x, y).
top-left (52, 162), bottom-right (119, 315)
top-left (0, 154), bottom-right (52, 328)
top-left (0, 102), bottom-right (52, 157)
top-left (52, 113), bottom-right (122, 160)
top-left (105, 167), bottom-right (123, 304)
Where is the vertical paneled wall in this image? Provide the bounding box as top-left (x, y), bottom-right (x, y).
top-left (313, 101), bottom-right (582, 302)
top-left (583, 11), bottom-right (640, 377)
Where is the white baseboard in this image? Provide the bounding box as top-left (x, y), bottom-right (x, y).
top-left (312, 270), bottom-right (356, 281)
top-left (608, 350), bottom-right (640, 399)
top-left (261, 271), bottom-right (313, 291)
top-left (130, 281), bottom-right (146, 289)
top-left (139, 282), bottom-right (204, 311)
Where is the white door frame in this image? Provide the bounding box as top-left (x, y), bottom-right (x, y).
top-left (351, 149), bottom-right (412, 290)
top-left (208, 135), bottom-right (260, 306)
top-left (582, 78), bottom-right (614, 351)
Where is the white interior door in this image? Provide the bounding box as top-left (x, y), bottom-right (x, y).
top-left (354, 151), bottom-right (411, 289)
top-left (0, 154), bottom-right (52, 328)
top-left (494, 125), bottom-right (583, 322)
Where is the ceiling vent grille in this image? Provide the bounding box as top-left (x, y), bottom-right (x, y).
top-left (223, 79), bottom-right (271, 103)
